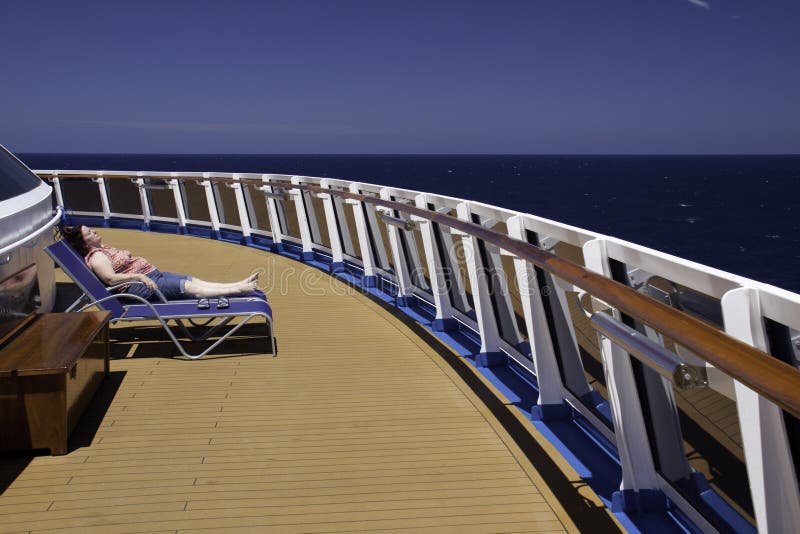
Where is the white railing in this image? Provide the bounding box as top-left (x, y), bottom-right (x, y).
top-left (38, 169), bottom-right (800, 533)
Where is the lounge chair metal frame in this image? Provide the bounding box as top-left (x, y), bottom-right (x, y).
top-left (46, 240), bottom-right (276, 360)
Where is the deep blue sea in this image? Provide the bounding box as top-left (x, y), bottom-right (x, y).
top-left (19, 154), bottom-right (800, 293)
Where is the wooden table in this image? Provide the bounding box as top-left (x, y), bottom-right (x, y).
top-left (0, 312), bottom-right (111, 455)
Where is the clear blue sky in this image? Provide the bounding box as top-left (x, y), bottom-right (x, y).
top-left (1, 0), bottom-right (798, 154)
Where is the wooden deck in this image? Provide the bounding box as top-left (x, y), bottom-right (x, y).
top-left (0, 230), bottom-right (620, 533)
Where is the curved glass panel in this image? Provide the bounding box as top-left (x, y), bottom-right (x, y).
top-left (214, 183), bottom-right (241, 227)
top-left (448, 231), bottom-right (475, 315)
top-left (498, 253), bottom-right (529, 348)
top-left (469, 219), bottom-right (528, 349)
top-left (280, 197), bottom-right (301, 242)
top-left (428, 218), bottom-right (471, 314)
top-left (107, 179), bottom-right (141, 216)
top-left (564, 288), bottom-right (609, 402)
top-left (61, 179), bottom-right (102, 212)
top-left (334, 195), bottom-right (359, 258)
top-left (405, 225), bottom-right (430, 293)
top-left (363, 203), bottom-right (393, 272)
top-left (146, 179), bottom-right (177, 219)
top-left (550, 242), bottom-right (611, 409)
top-left (182, 182), bottom-right (211, 222)
top-left (243, 184), bottom-right (270, 232)
top-left (670, 372), bottom-right (754, 527)
top-left (307, 193), bottom-right (330, 248)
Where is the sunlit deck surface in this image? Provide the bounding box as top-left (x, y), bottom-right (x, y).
top-left (0, 230), bottom-right (620, 533)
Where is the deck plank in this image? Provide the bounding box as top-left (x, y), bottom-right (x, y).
top-left (0, 229), bottom-right (620, 533)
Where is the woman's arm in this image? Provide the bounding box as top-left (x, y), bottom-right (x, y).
top-left (88, 253), bottom-right (157, 290)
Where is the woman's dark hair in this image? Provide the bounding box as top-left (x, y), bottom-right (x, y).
top-left (57, 226), bottom-right (89, 255)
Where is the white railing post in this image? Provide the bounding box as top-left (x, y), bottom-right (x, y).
top-left (230, 174), bottom-right (252, 245)
top-left (583, 238), bottom-right (662, 512)
top-left (134, 173), bottom-right (151, 230)
top-left (94, 174), bottom-right (111, 226)
top-left (259, 174), bottom-right (283, 252)
top-left (51, 173), bottom-right (64, 208)
top-left (169, 173), bottom-right (187, 234)
top-left (507, 215), bottom-right (568, 417)
top-left (290, 176), bottom-right (315, 262)
top-left (318, 179), bottom-right (345, 273)
top-left (347, 183), bottom-right (377, 287)
top-left (414, 193), bottom-right (456, 331)
top-left (520, 236), bottom-right (592, 402)
top-left (455, 202), bottom-right (503, 366)
top-left (722, 287), bottom-right (800, 533)
top-left (201, 173), bottom-right (222, 239)
top-left (260, 175), bottom-right (285, 253)
top-left (380, 188), bottom-right (414, 306)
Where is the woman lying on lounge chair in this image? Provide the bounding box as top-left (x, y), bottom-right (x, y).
top-left (59, 226), bottom-right (259, 303)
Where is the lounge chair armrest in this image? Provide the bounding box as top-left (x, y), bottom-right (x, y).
top-left (106, 281), bottom-right (169, 303)
top-left (106, 281), bottom-right (134, 292)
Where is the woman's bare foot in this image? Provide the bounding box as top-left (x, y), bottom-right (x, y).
top-left (246, 277), bottom-right (258, 292)
top-left (239, 271), bottom-right (260, 285)
top-left (232, 278), bottom-right (259, 295)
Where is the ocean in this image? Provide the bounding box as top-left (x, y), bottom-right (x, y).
top-left (20, 154), bottom-right (800, 293)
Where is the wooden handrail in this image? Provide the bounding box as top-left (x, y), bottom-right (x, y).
top-left (41, 172), bottom-right (800, 419)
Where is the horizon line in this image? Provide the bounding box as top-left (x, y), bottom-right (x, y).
top-left (16, 152), bottom-right (800, 157)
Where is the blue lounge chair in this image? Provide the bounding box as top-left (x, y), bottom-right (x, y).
top-left (46, 240), bottom-right (276, 359)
